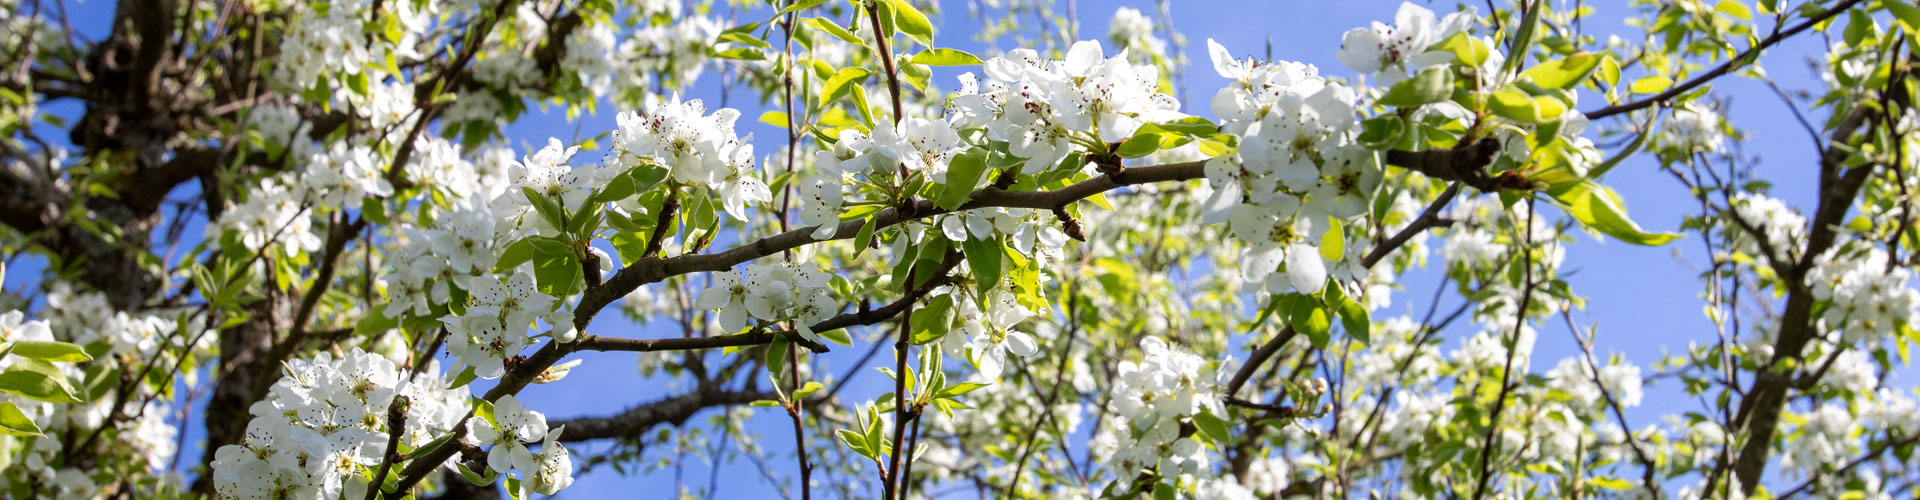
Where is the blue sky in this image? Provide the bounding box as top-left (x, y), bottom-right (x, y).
top-left (5, 0), bottom-right (1901, 498)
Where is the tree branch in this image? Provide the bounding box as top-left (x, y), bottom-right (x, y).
top-left (549, 387), bottom-right (772, 442)
top-left (1582, 0), bottom-right (1865, 120)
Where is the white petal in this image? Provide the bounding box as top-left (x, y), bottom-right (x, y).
top-left (1064, 41), bottom-right (1104, 77)
top-left (1005, 331), bottom-right (1039, 357)
top-left (1286, 243), bottom-right (1328, 294)
top-left (1207, 38), bottom-right (1238, 79)
top-left (1240, 243), bottom-right (1284, 283)
top-left (977, 346), bottom-right (1006, 380)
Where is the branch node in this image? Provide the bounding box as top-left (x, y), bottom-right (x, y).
top-left (1052, 207), bottom-right (1085, 242)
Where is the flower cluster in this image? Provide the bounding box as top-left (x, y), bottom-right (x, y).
top-left (1334, 2), bottom-right (1476, 85)
top-left (210, 349), bottom-right (469, 500)
top-left (949, 41), bottom-right (1183, 170)
top-left (1092, 337), bottom-right (1226, 478)
top-left (610, 96), bottom-right (767, 220)
top-left (826, 117), bottom-right (964, 182)
top-left (695, 259), bottom-right (836, 342)
top-left (1807, 247), bottom-right (1919, 343)
top-left (1544, 357), bottom-right (1645, 414)
top-left (1657, 104), bottom-right (1727, 156)
top-left (1107, 7), bottom-right (1168, 66)
top-left (303, 142), bottom-right (393, 210)
top-left (615, 4), bottom-right (723, 94)
top-left (271, 4), bottom-right (371, 93)
top-left (440, 271), bottom-right (565, 378)
top-left (1438, 195), bottom-right (1514, 269)
top-left (1729, 192), bottom-right (1807, 265)
top-left (954, 289), bottom-right (1041, 380)
top-left (466, 395), bottom-right (574, 496)
top-left (1202, 38), bottom-right (1375, 297)
top-left (1779, 403), bottom-right (1860, 482)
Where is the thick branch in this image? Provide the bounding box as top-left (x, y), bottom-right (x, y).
top-left (550, 387), bottom-right (773, 442)
top-left (1383, 139), bottom-right (1512, 192)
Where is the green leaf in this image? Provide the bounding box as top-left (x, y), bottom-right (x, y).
top-left (593, 172), bottom-right (638, 204)
top-left (353, 312), bottom-right (401, 337)
top-left (717, 31), bottom-right (772, 49)
top-left (1435, 31), bottom-right (1491, 68)
top-left (1319, 220), bottom-right (1345, 262)
top-left (819, 67), bottom-right (873, 109)
top-left (1357, 115), bottom-right (1407, 149)
top-left (853, 216), bottom-right (879, 258)
top-left (909, 48), bottom-right (981, 66)
top-left (1154, 483), bottom-right (1177, 500)
top-left (817, 328), bottom-right (852, 346)
top-left (1597, 55), bottom-right (1622, 88)
top-left (0, 402), bottom-right (41, 437)
top-left (448, 366), bottom-right (478, 389)
top-left (804, 17), bottom-right (862, 45)
top-left (1193, 411), bottom-right (1231, 444)
top-left (1714, 0), bottom-right (1753, 20)
top-left (630, 164), bottom-right (670, 194)
top-left (766, 336), bottom-right (789, 375)
top-left (1629, 75), bottom-right (1673, 94)
top-left (494, 237), bottom-right (537, 273)
top-left (794, 381), bottom-right (823, 399)
top-left (775, 0), bottom-right (830, 16)
top-left (1335, 287), bottom-right (1371, 345)
top-left (712, 47), bottom-right (767, 60)
top-left (1288, 296), bottom-right (1331, 348)
top-left (532, 248), bottom-right (582, 298)
top-left (1500, 0), bottom-right (1544, 76)
top-left (909, 294), bottom-right (955, 345)
top-left (759, 110), bottom-right (790, 128)
top-left (935, 382), bottom-right (988, 399)
top-left (1520, 52), bottom-right (1606, 90)
top-left (1590, 476), bottom-right (1633, 490)
top-left (936, 148), bottom-right (990, 210)
top-left (7, 341), bottom-right (90, 363)
top-left (1887, 0), bottom-right (1920, 32)
top-left (837, 429), bottom-right (873, 458)
top-left (1115, 130), bottom-right (1163, 158)
top-left (0, 359), bottom-right (80, 403)
top-left (1553, 181), bottom-right (1682, 246)
top-left (1488, 88), bottom-right (1545, 123)
top-left (1149, 116), bottom-right (1222, 136)
top-left (1377, 66), bottom-right (1454, 107)
top-left (750, 400), bottom-right (782, 407)
top-left (962, 236), bottom-right (1004, 297)
top-left (521, 187), bottom-right (569, 230)
top-left (851, 84), bottom-right (877, 127)
top-left (888, 0), bottom-right (935, 47)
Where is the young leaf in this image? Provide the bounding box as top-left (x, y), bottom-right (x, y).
top-left (1377, 66), bottom-right (1453, 107)
top-left (909, 48), bottom-right (982, 66)
top-left (0, 360), bottom-right (81, 403)
top-left (936, 148), bottom-right (990, 210)
top-left (962, 236), bottom-right (1003, 297)
top-left (888, 0), bottom-right (935, 47)
top-left (0, 402), bottom-right (42, 437)
top-left (1553, 181), bottom-right (1682, 246)
top-left (819, 67), bottom-right (873, 109)
top-left (1520, 52), bottom-right (1606, 90)
top-left (7, 341), bottom-right (91, 363)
